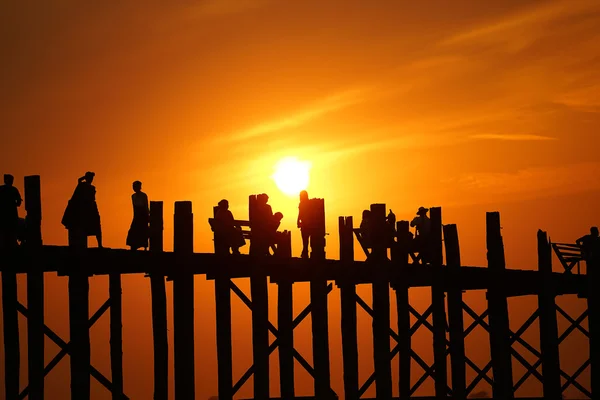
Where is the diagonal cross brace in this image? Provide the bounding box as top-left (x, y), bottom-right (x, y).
top-left (229, 280), bottom-right (333, 394)
top-left (16, 299), bottom-right (128, 399)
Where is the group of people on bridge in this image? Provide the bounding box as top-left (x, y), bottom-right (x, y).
top-left (1, 172), bottom-right (598, 265)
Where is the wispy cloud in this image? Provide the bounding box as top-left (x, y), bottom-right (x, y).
top-left (470, 134), bottom-right (557, 141)
top-left (225, 87), bottom-right (372, 142)
top-left (440, 0), bottom-right (599, 47)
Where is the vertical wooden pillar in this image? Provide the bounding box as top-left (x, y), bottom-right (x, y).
top-left (2, 268), bottom-right (20, 400)
top-left (588, 239), bottom-right (598, 398)
top-left (25, 175), bottom-right (44, 400)
top-left (339, 216), bottom-right (359, 400)
top-left (251, 274), bottom-right (270, 399)
top-left (429, 207), bottom-right (448, 399)
top-left (370, 204), bottom-right (392, 399)
top-left (486, 212), bottom-right (514, 399)
top-left (149, 201), bottom-right (168, 400)
top-left (310, 199), bottom-right (332, 398)
top-left (394, 220), bottom-right (411, 399)
top-left (215, 276), bottom-right (233, 400)
top-left (444, 224), bottom-right (466, 400)
top-left (173, 201), bottom-right (195, 399)
top-left (109, 273), bottom-right (124, 399)
top-left (277, 233), bottom-right (294, 399)
top-left (537, 230), bottom-right (561, 399)
top-left (212, 205), bottom-right (233, 400)
top-left (68, 232), bottom-right (90, 400)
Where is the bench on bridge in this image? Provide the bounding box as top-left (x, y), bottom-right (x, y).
top-left (209, 199), bottom-right (291, 256)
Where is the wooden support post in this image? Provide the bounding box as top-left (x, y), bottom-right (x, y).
top-left (173, 201), bottom-right (195, 399)
top-left (276, 233), bottom-right (294, 399)
top-left (109, 273), bottom-right (124, 399)
top-left (25, 175), bottom-right (44, 400)
top-left (2, 268), bottom-right (20, 400)
top-left (215, 276), bottom-right (233, 400)
top-left (589, 240), bottom-right (598, 398)
top-left (444, 224), bottom-right (466, 400)
top-left (394, 220), bottom-right (411, 400)
top-left (429, 207), bottom-right (448, 399)
top-left (310, 199), bottom-right (332, 398)
top-left (251, 275), bottom-right (270, 399)
top-left (68, 239), bottom-right (91, 400)
top-left (339, 216), bottom-right (359, 400)
top-left (149, 201), bottom-right (168, 400)
top-left (211, 205), bottom-right (233, 400)
top-left (537, 230), bottom-right (561, 399)
top-left (486, 212), bottom-right (514, 399)
top-left (370, 204), bottom-right (392, 399)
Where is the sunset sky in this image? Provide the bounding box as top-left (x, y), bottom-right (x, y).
top-left (1, 0), bottom-right (598, 398)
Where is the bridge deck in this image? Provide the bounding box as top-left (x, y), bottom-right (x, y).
top-left (0, 245), bottom-right (587, 296)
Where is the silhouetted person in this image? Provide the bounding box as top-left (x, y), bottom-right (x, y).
top-left (269, 211), bottom-right (284, 254)
top-left (360, 209), bottom-right (372, 248)
top-left (297, 190), bottom-right (314, 258)
top-left (577, 226), bottom-right (599, 262)
top-left (411, 206), bottom-right (431, 262)
top-left (253, 193), bottom-right (274, 255)
top-left (62, 172), bottom-right (103, 248)
top-left (214, 199), bottom-right (245, 255)
top-left (0, 174), bottom-right (22, 248)
top-left (126, 181), bottom-right (149, 250)
top-left (386, 209), bottom-right (396, 246)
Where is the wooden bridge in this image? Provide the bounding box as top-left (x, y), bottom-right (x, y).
top-left (0, 175), bottom-right (596, 399)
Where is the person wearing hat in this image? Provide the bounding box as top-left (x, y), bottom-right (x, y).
top-left (62, 171), bottom-right (103, 248)
top-left (214, 199), bottom-right (245, 254)
top-left (410, 206), bottom-right (431, 261)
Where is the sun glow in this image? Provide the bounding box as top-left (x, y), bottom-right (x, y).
top-left (272, 156), bottom-right (311, 196)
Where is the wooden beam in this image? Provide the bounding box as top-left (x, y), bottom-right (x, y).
top-left (149, 201), bottom-right (168, 400)
top-left (339, 216), bottom-right (359, 400)
top-left (486, 212), bottom-right (514, 399)
top-left (394, 220), bottom-right (411, 400)
top-left (25, 175), bottom-right (44, 400)
top-left (109, 273), bottom-right (124, 399)
top-left (277, 234), bottom-right (294, 399)
top-left (370, 204), bottom-right (392, 399)
top-left (587, 238), bottom-right (598, 398)
top-left (310, 199), bottom-right (332, 398)
top-left (429, 207), bottom-right (448, 399)
top-left (444, 224), bottom-right (466, 400)
top-left (537, 230), bottom-right (561, 399)
top-left (212, 205), bottom-right (233, 400)
top-left (251, 274), bottom-right (270, 399)
top-left (2, 268), bottom-right (20, 400)
top-left (173, 201), bottom-right (195, 399)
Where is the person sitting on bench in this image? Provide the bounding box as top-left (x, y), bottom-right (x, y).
top-left (410, 206), bottom-right (431, 262)
top-left (268, 212), bottom-right (284, 254)
top-left (214, 199), bottom-right (245, 255)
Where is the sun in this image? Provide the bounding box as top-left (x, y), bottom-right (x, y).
top-left (272, 157), bottom-right (311, 196)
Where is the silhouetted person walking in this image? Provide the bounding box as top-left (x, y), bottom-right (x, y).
top-left (297, 190), bottom-right (314, 258)
top-left (62, 172), bottom-right (103, 248)
top-left (360, 209), bottom-right (372, 248)
top-left (0, 174), bottom-right (22, 248)
top-left (577, 226), bottom-right (599, 262)
top-left (214, 199), bottom-right (245, 255)
top-left (126, 181), bottom-right (149, 250)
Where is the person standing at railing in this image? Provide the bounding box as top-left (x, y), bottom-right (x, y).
top-left (577, 226), bottom-right (599, 262)
top-left (0, 174), bottom-right (22, 249)
top-left (126, 181), bottom-right (149, 250)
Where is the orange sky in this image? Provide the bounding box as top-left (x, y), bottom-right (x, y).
top-left (1, 0), bottom-right (598, 398)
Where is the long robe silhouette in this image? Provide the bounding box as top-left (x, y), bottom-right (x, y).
top-left (126, 182), bottom-right (149, 250)
top-left (62, 175), bottom-right (102, 242)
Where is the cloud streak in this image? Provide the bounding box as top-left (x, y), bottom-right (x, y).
top-left (470, 134), bottom-right (557, 141)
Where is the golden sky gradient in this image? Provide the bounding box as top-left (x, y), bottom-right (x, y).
top-left (1, 0), bottom-right (598, 398)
